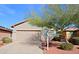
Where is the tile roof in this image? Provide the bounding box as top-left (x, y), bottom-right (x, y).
top-left (64, 24), bottom-right (79, 31)
top-left (0, 26), bottom-right (12, 32)
top-left (11, 18), bottom-right (32, 28)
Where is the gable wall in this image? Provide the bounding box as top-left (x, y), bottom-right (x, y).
top-left (14, 22), bottom-right (42, 30)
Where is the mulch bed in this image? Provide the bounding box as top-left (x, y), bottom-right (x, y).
top-left (42, 41), bottom-right (79, 54)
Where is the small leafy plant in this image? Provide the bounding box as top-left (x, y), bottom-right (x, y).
top-left (69, 37), bottom-right (79, 45)
top-left (2, 37), bottom-right (12, 43)
top-left (60, 43), bottom-right (74, 50)
top-left (74, 39), bottom-right (79, 45)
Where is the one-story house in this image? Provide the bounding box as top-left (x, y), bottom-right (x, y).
top-left (63, 24), bottom-right (79, 40)
top-left (0, 26), bottom-right (12, 40)
top-left (12, 18), bottom-right (79, 43)
top-left (11, 19), bottom-right (42, 45)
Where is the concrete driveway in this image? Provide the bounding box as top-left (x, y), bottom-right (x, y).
top-left (0, 42), bottom-right (43, 54)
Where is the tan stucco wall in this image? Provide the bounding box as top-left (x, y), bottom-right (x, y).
top-left (12, 21), bottom-right (41, 45)
top-left (0, 30), bottom-right (11, 40)
top-left (66, 32), bottom-right (72, 40)
top-left (14, 22), bottom-right (42, 30)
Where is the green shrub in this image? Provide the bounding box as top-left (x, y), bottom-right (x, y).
top-left (69, 37), bottom-right (79, 45)
top-left (74, 39), bottom-right (79, 45)
top-left (2, 37), bottom-right (12, 43)
top-left (60, 43), bottom-right (74, 50)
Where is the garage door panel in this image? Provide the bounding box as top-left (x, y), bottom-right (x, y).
top-left (15, 31), bottom-right (41, 45)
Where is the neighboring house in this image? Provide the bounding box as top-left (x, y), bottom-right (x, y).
top-left (11, 19), bottom-right (42, 45)
top-left (63, 24), bottom-right (79, 40)
top-left (0, 26), bottom-right (12, 40)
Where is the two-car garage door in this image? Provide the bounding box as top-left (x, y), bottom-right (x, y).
top-left (13, 30), bottom-right (41, 45)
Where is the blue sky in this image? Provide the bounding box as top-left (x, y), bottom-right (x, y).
top-left (0, 4), bottom-right (44, 28)
top-left (0, 4), bottom-right (67, 29)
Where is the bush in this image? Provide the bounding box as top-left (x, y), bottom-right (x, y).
top-left (60, 43), bottom-right (74, 50)
top-left (2, 37), bottom-right (12, 43)
top-left (74, 39), bottom-right (79, 45)
top-left (69, 37), bottom-right (79, 45)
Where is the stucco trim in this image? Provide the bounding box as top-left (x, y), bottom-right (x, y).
top-left (16, 30), bottom-right (41, 32)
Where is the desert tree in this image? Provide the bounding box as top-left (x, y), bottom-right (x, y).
top-left (29, 4), bottom-right (79, 43)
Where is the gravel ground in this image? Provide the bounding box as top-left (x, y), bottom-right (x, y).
top-left (43, 41), bottom-right (79, 54)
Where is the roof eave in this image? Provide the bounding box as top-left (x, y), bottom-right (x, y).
top-left (11, 19), bottom-right (31, 28)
